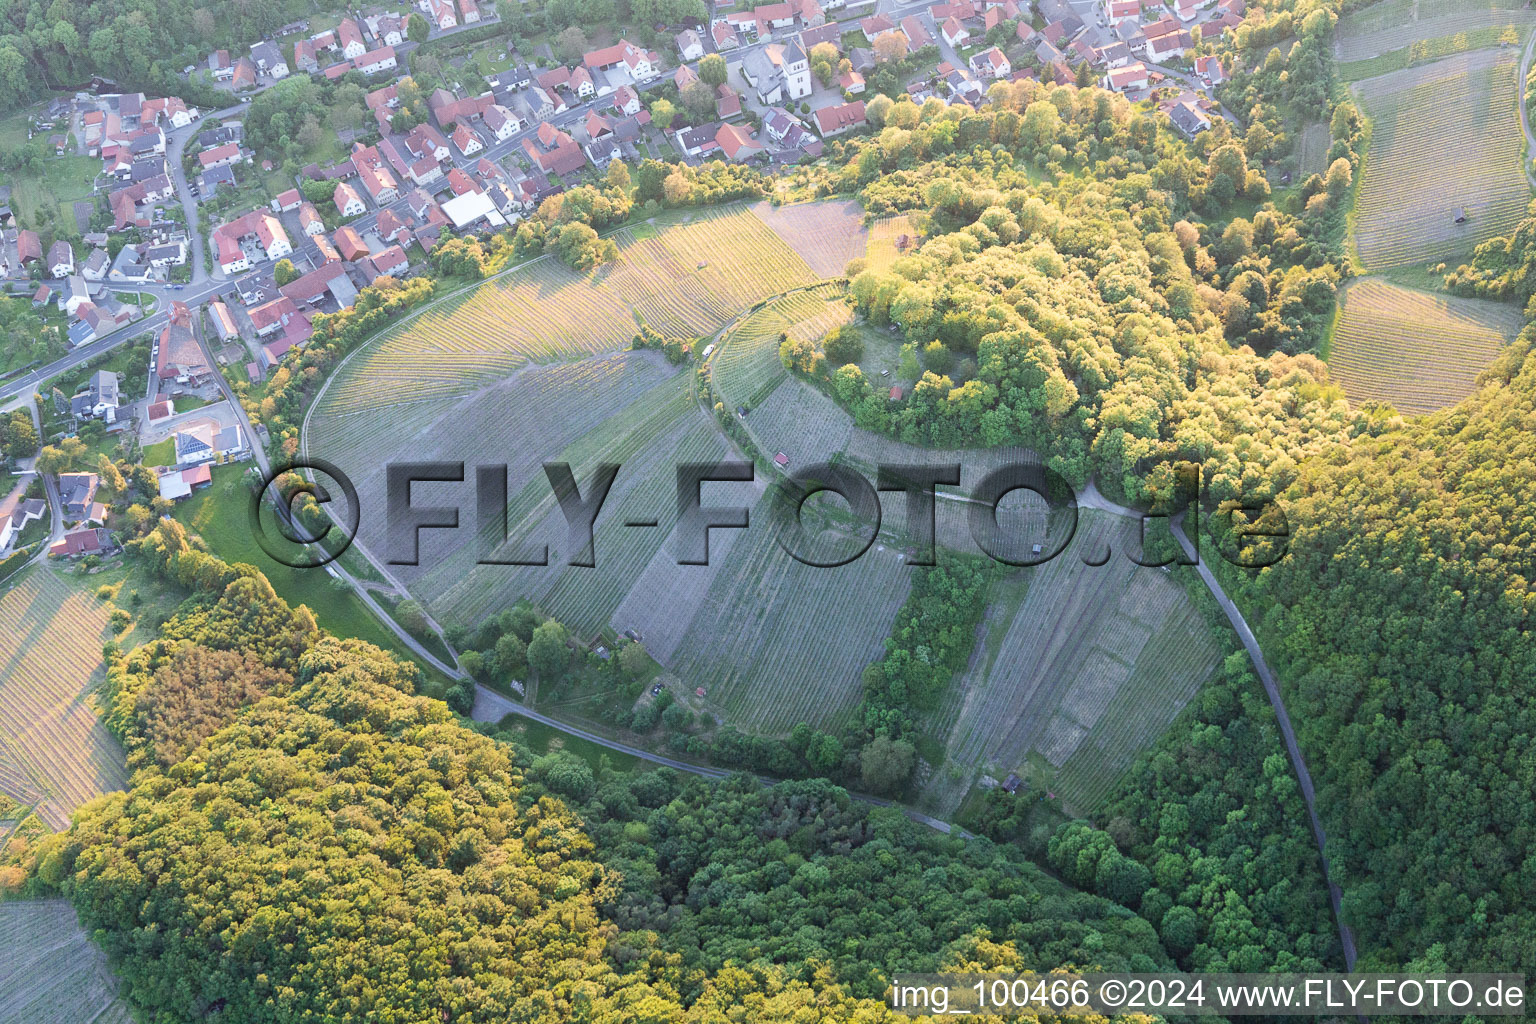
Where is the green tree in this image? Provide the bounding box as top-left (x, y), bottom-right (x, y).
top-left (273, 258), bottom-right (298, 287)
top-left (407, 12), bottom-right (429, 42)
top-left (859, 733), bottom-right (916, 793)
top-left (698, 53), bottom-right (727, 87)
top-left (527, 619), bottom-right (569, 679)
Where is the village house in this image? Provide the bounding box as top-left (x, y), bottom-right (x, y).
top-left (813, 99), bottom-right (866, 137)
top-left (50, 528), bottom-right (114, 559)
top-left (357, 45), bottom-right (398, 76)
top-left (48, 240), bottom-right (75, 279)
top-left (970, 46), bottom-right (1010, 79)
top-left (522, 122), bottom-right (586, 176)
top-left (337, 18), bottom-right (367, 58)
top-left (212, 209), bottom-right (292, 273)
top-left (250, 41), bottom-right (289, 78)
top-left (334, 226), bottom-right (369, 262)
top-left (427, 0), bottom-right (458, 30)
top-left (157, 301), bottom-right (211, 382)
top-left (1103, 61), bottom-right (1149, 91)
top-left (453, 124), bottom-right (484, 157)
top-left (334, 182), bottom-right (367, 218)
top-left (583, 39), bottom-right (660, 81)
top-left (58, 472), bottom-right (101, 520)
top-left (676, 28), bottom-right (705, 62)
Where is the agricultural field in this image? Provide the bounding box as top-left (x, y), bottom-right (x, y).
top-left (918, 511), bottom-right (1223, 816)
top-left (712, 283), bottom-right (852, 411)
top-left (0, 567), bottom-right (127, 832)
top-left (0, 900), bottom-right (132, 1024)
top-left (664, 521), bottom-right (915, 737)
top-left (314, 205), bottom-right (820, 417)
top-left (1328, 278), bottom-right (1521, 413)
top-left (1338, 23), bottom-right (1524, 80)
top-left (749, 199), bottom-right (869, 277)
top-left (865, 214), bottom-right (919, 272)
top-left (1335, 0), bottom-right (1534, 64)
top-left (1352, 51), bottom-right (1529, 269)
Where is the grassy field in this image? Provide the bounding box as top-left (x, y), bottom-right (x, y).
top-left (0, 900), bottom-right (132, 1024)
top-left (749, 199), bottom-right (868, 277)
top-left (917, 511), bottom-right (1223, 816)
top-left (313, 205), bottom-right (821, 418)
top-left (1294, 123), bottom-right (1332, 179)
top-left (1352, 50), bottom-right (1529, 270)
top-left (0, 567), bottom-right (129, 831)
top-left (172, 465), bottom-right (436, 669)
top-left (1327, 278), bottom-right (1521, 413)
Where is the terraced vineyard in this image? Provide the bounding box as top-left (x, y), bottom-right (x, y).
top-left (1353, 51), bottom-right (1528, 269)
top-left (0, 568), bottom-right (127, 831)
top-left (712, 283), bottom-right (851, 411)
top-left (866, 214), bottom-right (918, 272)
top-left (750, 199), bottom-right (868, 277)
top-left (0, 900), bottom-right (132, 1024)
top-left (919, 512), bottom-right (1223, 816)
top-left (315, 205), bottom-right (819, 417)
top-left (1328, 278), bottom-right (1520, 413)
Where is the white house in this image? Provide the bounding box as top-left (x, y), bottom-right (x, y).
top-left (357, 45), bottom-right (398, 75)
top-left (338, 18), bottom-right (367, 58)
top-left (676, 29), bottom-right (705, 61)
top-left (1103, 61), bottom-right (1149, 91)
top-left (334, 182), bottom-right (367, 217)
top-left (428, 0), bottom-right (458, 30)
top-left (484, 104), bottom-right (521, 140)
top-left (48, 240), bottom-right (75, 279)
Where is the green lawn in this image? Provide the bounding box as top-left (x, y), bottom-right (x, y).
top-left (141, 438), bottom-right (176, 466)
top-left (172, 465), bottom-right (440, 672)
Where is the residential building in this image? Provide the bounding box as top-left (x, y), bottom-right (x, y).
top-left (334, 182), bottom-right (366, 217)
top-left (298, 203), bottom-right (325, 235)
top-left (337, 18), bottom-right (367, 58)
top-left (813, 100), bottom-right (866, 137)
top-left (428, 0), bottom-right (458, 30)
top-left (47, 240), bottom-right (75, 278)
top-left (583, 39), bottom-right (659, 81)
top-left (356, 45), bottom-right (398, 75)
top-left (157, 300), bottom-right (211, 381)
top-left (677, 29), bottom-right (705, 61)
top-left (1103, 61), bottom-right (1149, 91)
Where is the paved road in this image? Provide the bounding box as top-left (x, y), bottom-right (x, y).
top-left (1170, 516), bottom-right (1358, 970)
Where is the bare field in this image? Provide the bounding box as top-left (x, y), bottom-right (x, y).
top-left (0, 900), bottom-right (131, 1024)
top-left (0, 568), bottom-right (128, 831)
top-left (1328, 278), bottom-right (1520, 413)
top-left (750, 199), bottom-right (869, 278)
